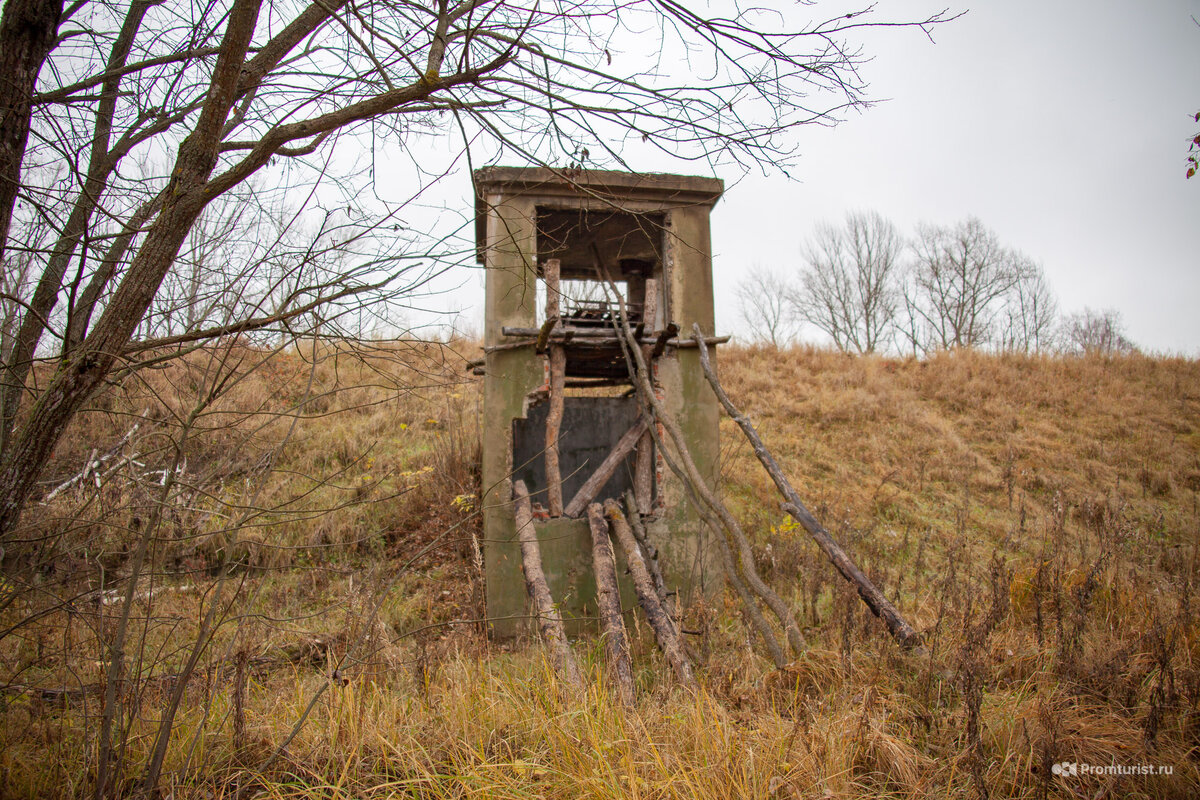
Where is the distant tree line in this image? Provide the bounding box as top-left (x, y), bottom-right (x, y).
top-left (736, 212), bottom-right (1136, 356)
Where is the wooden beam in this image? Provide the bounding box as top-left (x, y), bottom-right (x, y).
top-left (493, 329), bottom-right (728, 348)
top-left (562, 416), bottom-right (649, 518)
top-left (623, 490), bottom-right (670, 613)
top-left (690, 324), bottom-right (923, 651)
top-left (633, 421), bottom-right (655, 517)
top-left (634, 279), bottom-right (658, 513)
top-left (513, 480), bottom-right (584, 687)
top-left (544, 257), bottom-right (561, 323)
top-left (544, 258), bottom-right (565, 517)
top-left (546, 346), bottom-right (565, 516)
top-left (633, 275), bottom-right (655, 340)
top-left (483, 338), bottom-right (537, 353)
top-left (587, 503), bottom-right (635, 707)
top-left (503, 326), bottom-right (615, 338)
top-left (637, 277), bottom-right (658, 344)
top-left (603, 499), bottom-right (695, 687)
top-left (671, 335), bottom-right (730, 348)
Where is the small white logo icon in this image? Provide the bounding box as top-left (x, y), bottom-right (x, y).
top-left (1051, 762), bottom-right (1078, 777)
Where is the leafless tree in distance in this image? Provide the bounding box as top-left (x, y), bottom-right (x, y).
top-left (996, 254), bottom-right (1058, 353)
top-left (736, 266), bottom-right (799, 348)
top-left (0, 1), bottom-right (959, 794)
top-left (0, 0), bottom-right (956, 543)
top-left (791, 210), bottom-right (902, 354)
top-left (904, 217), bottom-right (1026, 351)
top-left (1060, 307), bottom-right (1136, 355)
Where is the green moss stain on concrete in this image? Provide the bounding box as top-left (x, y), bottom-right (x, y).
top-left (476, 169), bottom-right (724, 638)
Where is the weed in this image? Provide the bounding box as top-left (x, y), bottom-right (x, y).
top-left (3, 345), bottom-right (1200, 798)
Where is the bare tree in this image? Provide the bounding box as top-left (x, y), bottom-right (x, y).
top-left (905, 217), bottom-right (1025, 351)
top-left (0, 0), bottom-right (955, 541)
top-left (791, 210), bottom-right (902, 353)
top-left (736, 266), bottom-right (798, 348)
top-left (0, 4), bottom-right (961, 793)
top-left (1060, 307), bottom-right (1136, 355)
top-left (996, 254), bottom-right (1058, 353)
top-left (0, 0), bottom-right (61, 269)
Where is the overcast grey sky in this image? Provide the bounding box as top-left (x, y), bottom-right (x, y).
top-left (709, 0), bottom-right (1200, 353)
top-left (433, 1), bottom-right (1199, 353)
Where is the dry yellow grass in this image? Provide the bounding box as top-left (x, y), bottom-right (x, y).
top-left (1, 342), bottom-right (1198, 798)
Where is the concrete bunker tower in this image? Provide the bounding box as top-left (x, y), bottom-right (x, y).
top-left (474, 167), bottom-right (725, 637)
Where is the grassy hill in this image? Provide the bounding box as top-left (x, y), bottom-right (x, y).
top-left (1, 343), bottom-right (1197, 798)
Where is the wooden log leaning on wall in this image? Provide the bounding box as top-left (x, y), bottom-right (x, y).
top-left (623, 490), bottom-right (671, 616)
top-left (562, 416), bottom-right (649, 518)
top-left (689, 324), bottom-right (924, 651)
top-left (513, 480), bottom-right (584, 687)
top-left (633, 278), bottom-right (658, 515)
top-left (593, 254), bottom-right (800, 662)
top-left (544, 258), bottom-right (565, 517)
top-left (587, 503), bottom-right (636, 707)
top-left (603, 499), bottom-right (696, 687)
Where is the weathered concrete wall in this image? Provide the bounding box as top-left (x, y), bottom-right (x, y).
top-left (657, 202), bottom-right (722, 603)
top-left (481, 195), bottom-right (543, 637)
top-left (477, 169), bottom-right (723, 639)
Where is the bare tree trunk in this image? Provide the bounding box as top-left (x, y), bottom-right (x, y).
top-left (513, 480), bottom-right (583, 688)
top-left (603, 499), bottom-right (695, 687)
top-left (0, 0), bottom-right (62, 266)
top-left (587, 503), bottom-right (635, 706)
top-left (1, 0), bottom-right (153, 459)
top-left (0, 0), bottom-right (377, 541)
top-left (691, 324), bottom-right (923, 650)
top-left (0, 0), bottom-right (64, 460)
top-left (0, 0), bottom-right (264, 541)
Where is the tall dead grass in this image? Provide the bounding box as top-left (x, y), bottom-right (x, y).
top-left (1, 343), bottom-right (1198, 798)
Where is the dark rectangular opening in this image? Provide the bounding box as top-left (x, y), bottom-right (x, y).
top-left (536, 208), bottom-right (664, 280)
top-left (512, 396), bottom-right (653, 511)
